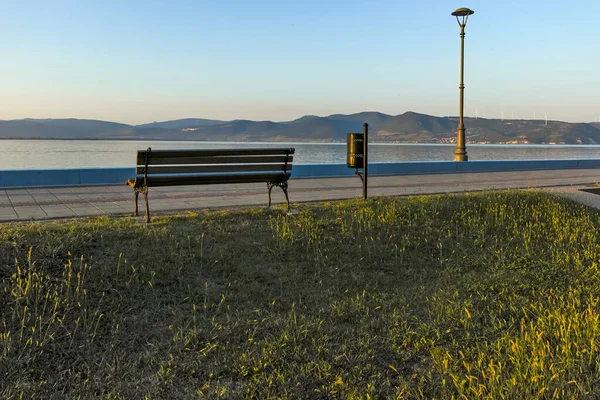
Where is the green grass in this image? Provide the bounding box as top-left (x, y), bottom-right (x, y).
top-left (2, 190), bottom-right (600, 399)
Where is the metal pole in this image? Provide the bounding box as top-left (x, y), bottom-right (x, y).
top-left (363, 123), bottom-right (368, 199)
top-left (454, 24), bottom-right (468, 161)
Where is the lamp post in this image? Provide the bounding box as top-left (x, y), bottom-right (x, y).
top-left (451, 7), bottom-right (474, 162)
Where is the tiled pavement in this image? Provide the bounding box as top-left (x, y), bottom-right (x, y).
top-left (2, 168), bottom-right (600, 222)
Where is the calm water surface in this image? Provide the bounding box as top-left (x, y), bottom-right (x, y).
top-left (3, 139), bottom-right (600, 170)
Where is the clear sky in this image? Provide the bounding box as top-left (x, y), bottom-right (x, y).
top-left (2, 0), bottom-right (599, 124)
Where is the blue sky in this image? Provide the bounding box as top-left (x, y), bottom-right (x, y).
top-left (2, 0), bottom-right (599, 124)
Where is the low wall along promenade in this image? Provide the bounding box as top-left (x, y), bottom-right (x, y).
top-left (1, 159), bottom-right (600, 189)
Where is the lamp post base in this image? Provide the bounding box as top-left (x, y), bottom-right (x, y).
top-left (455, 125), bottom-right (468, 161)
top-left (454, 152), bottom-right (468, 162)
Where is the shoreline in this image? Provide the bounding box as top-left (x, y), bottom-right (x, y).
top-left (0, 137), bottom-right (593, 146)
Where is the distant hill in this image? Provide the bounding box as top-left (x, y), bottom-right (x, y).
top-left (136, 118), bottom-right (225, 129)
top-left (463, 118), bottom-right (600, 144)
top-left (279, 115), bottom-right (358, 141)
top-left (327, 112), bottom-right (393, 128)
top-left (0, 118), bottom-right (133, 139)
top-left (2, 113), bottom-right (600, 144)
top-left (373, 112), bottom-right (456, 142)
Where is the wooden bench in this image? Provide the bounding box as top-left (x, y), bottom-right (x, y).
top-left (126, 147), bottom-right (295, 221)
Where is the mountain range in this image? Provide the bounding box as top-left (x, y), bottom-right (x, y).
top-left (2, 112), bottom-right (600, 144)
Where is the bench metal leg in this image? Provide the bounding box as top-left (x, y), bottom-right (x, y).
top-left (267, 182), bottom-right (290, 210)
top-left (134, 191), bottom-right (139, 216)
top-left (281, 181), bottom-right (290, 210)
top-left (267, 183), bottom-right (274, 207)
top-left (144, 191), bottom-right (150, 223)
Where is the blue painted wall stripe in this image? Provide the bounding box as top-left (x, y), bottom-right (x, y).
top-left (0, 168), bottom-right (134, 189)
top-left (1, 159), bottom-right (599, 189)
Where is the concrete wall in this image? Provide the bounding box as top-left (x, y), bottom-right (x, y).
top-left (295, 159), bottom-right (600, 178)
top-left (0, 168), bottom-right (134, 189)
top-left (1, 159), bottom-right (600, 189)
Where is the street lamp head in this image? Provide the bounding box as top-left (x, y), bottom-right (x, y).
top-left (451, 7), bottom-right (474, 17)
top-left (451, 7), bottom-right (474, 27)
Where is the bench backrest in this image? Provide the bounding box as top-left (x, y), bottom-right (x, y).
top-left (135, 147), bottom-right (295, 187)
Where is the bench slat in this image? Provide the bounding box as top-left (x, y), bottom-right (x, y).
top-left (136, 148), bottom-right (294, 162)
top-left (141, 148), bottom-right (295, 157)
top-left (138, 154), bottom-right (293, 166)
top-left (145, 172), bottom-right (290, 187)
top-left (137, 163), bottom-right (293, 175)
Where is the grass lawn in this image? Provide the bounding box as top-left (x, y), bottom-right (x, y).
top-left (2, 190), bottom-right (600, 399)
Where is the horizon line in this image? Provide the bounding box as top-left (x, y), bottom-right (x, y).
top-left (1, 111), bottom-right (598, 126)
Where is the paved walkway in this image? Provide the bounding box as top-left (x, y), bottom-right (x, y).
top-left (1, 168), bottom-right (600, 222)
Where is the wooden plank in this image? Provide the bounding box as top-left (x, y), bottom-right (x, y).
top-left (145, 172), bottom-right (290, 187)
top-left (143, 147), bottom-right (295, 157)
top-left (137, 163), bottom-right (293, 175)
top-left (137, 154), bottom-right (293, 166)
top-left (136, 148), bottom-right (295, 164)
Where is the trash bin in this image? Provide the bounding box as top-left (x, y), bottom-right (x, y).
top-left (347, 133), bottom-right (364, 169)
